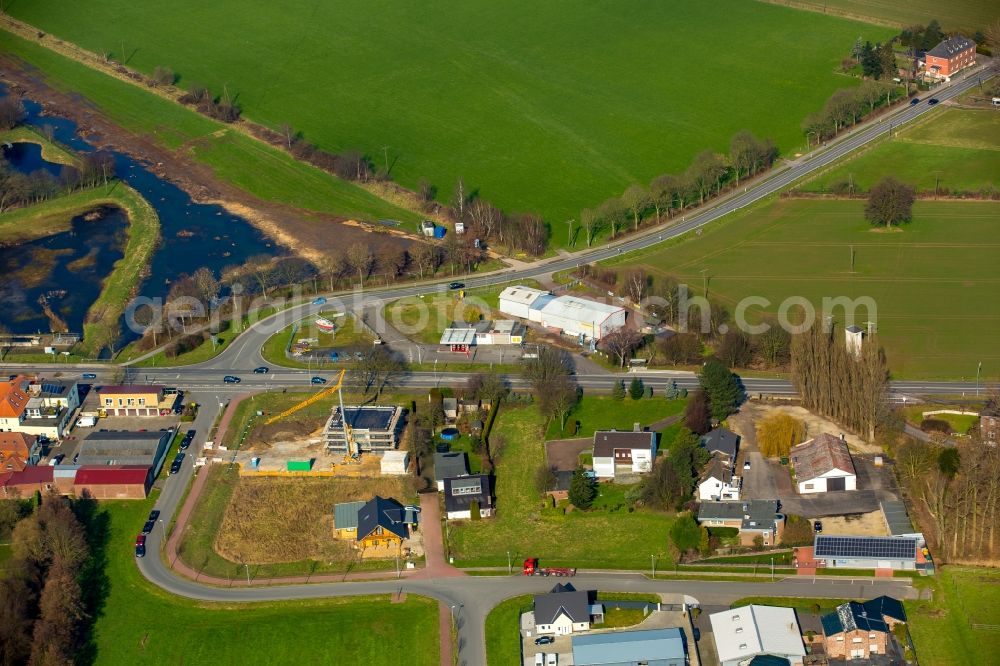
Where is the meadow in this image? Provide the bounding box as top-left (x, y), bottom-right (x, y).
top-left (608, 198), bottom-right (1000, 379)
top-left (448, 405), bottom-right (677, 569)
top-left (762, 0), bottom-right (1000, 30)
top-left (0, 31), bottom-right (421, 225)
top-left (5, 1), bottom-right (891, 228)
top-left (80, 498), bottom-right (439, 665)
top-left (802, 107), bottom-right (1000, 194)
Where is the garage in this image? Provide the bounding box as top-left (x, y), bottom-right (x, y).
top-left (827, 477), bottom-right (846, 492)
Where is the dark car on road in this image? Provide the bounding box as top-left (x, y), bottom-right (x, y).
top-left (142, 520), bottom-right (155, 535)
top-left (223, 375), bottom-right (241, 383)
top-left (448, 282), bottom-right (465, 290)
top-left (311, 376), bottom-right (327, 385)
top-left (81, 372), bottom-right (97, 379)
top-left (910, 97), bottom-right (921, 105)
top-left (148, 510), bottom-right (160, 522)
top-left (534, 636), bottom-right (554, 646)
top-left (135, 534), bottom-right (146, 558)
top-left (169, 453), bottom-right (185, 474)
top-left (253, 366), bottom-right (269, 374)
top-left (928, 98), bottom-right (939, 105)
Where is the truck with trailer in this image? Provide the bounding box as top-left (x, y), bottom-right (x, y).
top-left (522, 558), bottom-right (576, 577)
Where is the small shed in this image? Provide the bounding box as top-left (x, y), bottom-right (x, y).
top-left (380, 450), bottom-right (410, 476)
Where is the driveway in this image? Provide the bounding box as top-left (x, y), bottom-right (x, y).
top-left (545, 438), bottom-right (591, 471)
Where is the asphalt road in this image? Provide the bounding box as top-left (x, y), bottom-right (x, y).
top-left (3, 66), bottom-right (990, 666)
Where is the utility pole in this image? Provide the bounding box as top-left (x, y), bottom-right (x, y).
top-left (771, 557), bottom-right (774, 582)
top-left (565, 219), bottom-right (575, 247)
top-left (245, 563), bottom-right (250, 585)
top-left (977, 361), bottom-right (982, 396)
top-left (700, 268), bottom-right (708, 297)
top-left (850, 245), bottom-right (855, 273)
top-left (382, 146), bottom-right (390, 175)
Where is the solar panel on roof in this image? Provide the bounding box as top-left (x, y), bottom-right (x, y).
top-left (815, 536), bottom-right (917, 560)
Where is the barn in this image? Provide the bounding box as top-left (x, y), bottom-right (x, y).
top-left (537, 295), bottom-right (626, 341)
top-left (791, 433), bottom-right (857, 494)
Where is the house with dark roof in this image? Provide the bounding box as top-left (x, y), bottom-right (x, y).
top-left (821, 596), bottom-right (906, 660)
top-left (332, 496), bottom-right (418, 557)
top-left (698, 499), bottom-right (785, 547)
top-left (533, 583), bottom-right (603, 636)
top-left (433, 451), bottom-right (469, 491)
top-left (592, 430), bottom-right (657, 479)
top-left (78, 430), bottom-right (172, 476)
top-left (924, 35), bottom-right (976, 78)
top-left (791, 433), bottom-right (856, 494)
top-left (443, 474), bottom-right (493, 520)
top-left (701, 427), bottom-right (739, 460)
top-left (698, 455), bottom-right (740, 501)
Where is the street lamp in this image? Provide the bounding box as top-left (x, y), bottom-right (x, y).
top-left (158, 519), bottom-right (166, 540)
top-left (650, 554), bottom-right (657, 578)
top-left (244, 563), bottom-right (250, 585)
top-left (771, 556), bottom-right (775, 582)
top-left (977, 361), bottom-right (982, 396)
top-left (507, 550), bottom-right (512, 575)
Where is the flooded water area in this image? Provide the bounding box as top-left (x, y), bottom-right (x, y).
top-left (0, 85), bottom-right (285, 337)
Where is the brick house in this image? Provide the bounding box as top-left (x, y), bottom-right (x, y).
top-left (980, 400), bottom-right (999, 443)
top-left (924, 35), bottom-right (976, 79)
top-left (74, 465), bottom-right (153, 499)
top-left (822, 596), bottom-right (907, 660)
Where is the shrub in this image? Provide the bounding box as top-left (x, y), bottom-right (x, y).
top-left (920, 418), bottom-right (952, 434)
top-left (756, 413), bottom-right (805, 458)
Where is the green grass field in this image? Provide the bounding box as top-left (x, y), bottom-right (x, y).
top-left (5, 1), bottom-right (891, 228)
top-left (803, 108), bottom-right (1000, 194)
top-left (905, 566), bottom-right (1000, 665)
top-left (448, 405), bottom-right (676, 569)
top-left (764, 0), bottom-right (1000, 30)
top-left (609, 197), bottom-right (1000, 379)
top-left (0, 31), bottom-right (421, 225)
top-left (84, 498), bottom-right (439, 665)
top-left (544, 394), bottom-right (685, 439)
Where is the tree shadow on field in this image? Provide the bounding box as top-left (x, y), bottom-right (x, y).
top-left (71, 495), bottom-right (112, 666)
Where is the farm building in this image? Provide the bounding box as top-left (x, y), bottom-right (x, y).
top-left (73, 465), bottom-right (152, 499)
top-left (443, 474), bottom-right (493, 520)
top-left (77, 430), bottom-right (173, 477)
top-left (433, 451), bottom-right (469, 491)
top-left (572, 628), bottom-right (687, 666)
top-left (791, 433), bottom-right (856, 494)
top-left (592, 430), bottom-right (657, 480)
top-left (96, 385), bottom-right (175, 417)
top-left (533, 583), bottom-right (602, 636)
top-left (710, 605), bottom-right (806, 666)
top-left (821, 596), bottom-right (907, 661)
top-left (698, 500), bottom-right (784, 547)
top-left (324, 405), bottom-right (404, 454)
top-left (924, 35), bottom-right (976, 79)
top-left (498, 285), bottom-right (551, 319)
top-left (701, 427), bottom-right (739, 460)
top-left (380, 450), bottom-right (410, 476)
top-left (811, 535), bottom-right (932, 573)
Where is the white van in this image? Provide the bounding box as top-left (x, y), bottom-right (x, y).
top-left (534, 654), bottom-right (544, 666)
top-left (545, 654), bottom-right (558, 666)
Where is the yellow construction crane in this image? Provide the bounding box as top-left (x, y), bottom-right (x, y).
top-left (263, 368), bottom-right (358, 458)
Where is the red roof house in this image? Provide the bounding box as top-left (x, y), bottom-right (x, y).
top-left (0, 466), bottom-right (55, 497)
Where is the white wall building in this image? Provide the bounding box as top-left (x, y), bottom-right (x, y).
top-left (498, 285), bottom-right (550, 320)
top-left (537, 296), bottom-right (625, 341)
top-left (710, 605), bottom-right (806, 666)
top-left (698, 456), bottom-right (740, 501)
top-left (592, 430), bottom-right (657, 480)
top-left (791, 433), bottom-right (857, 494)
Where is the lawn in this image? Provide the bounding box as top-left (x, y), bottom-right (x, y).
top-left (765, 0), bottom-right (1000, 29)
top-left (607, 197), bottom-right (1000, 379)
top-left (802, 108), bottom-right (1000, 195)
top-left (544, 394), bottom-right (686, 439)
top-left (260, 312), bottom-right (375, 366)
top-left (449, 405), bottom-right (676, 569)
top-left (5, 1), bottom-right (891, 229)
top-left (901, 404), bottom-right (981, 434)
top-left (386, 292), bottom-right (495, 345)
top-left (905, 566), bottom-right (1000, 666)
top-left (485, 594), bottom-right (532, 666)
top-left (81, 498), bottom-right (439, 665)
top-left (0, 31), bottom-right (421, 225)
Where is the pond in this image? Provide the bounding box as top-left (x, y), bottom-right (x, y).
top-left (1, 141), bottom-right (73, 180)
top-left (0, 206), bottom-right (127, 335)
top-left (0, 85), bottom-right (286, 340)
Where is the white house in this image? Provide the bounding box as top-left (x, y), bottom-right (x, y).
top-left (534, 583), bottom-right (602, 636)
top-left (791, 433), bottom-right (857, 494)
top-left (710, 605), bottom-right (806, 666)
top-left (698, 455), bottom-right (740, 501)
top-left (592, 430), bottom-right (657, 480)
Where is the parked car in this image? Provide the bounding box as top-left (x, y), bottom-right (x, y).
top-left (253, 366), bottom-right (269, 374)
top-left (311, 376), bottom-right (327, 385)
top-left (743, 460), bottom-right (751, 470)
top-left (313, 297), bottom-right (327, 305)
top-left (534, 636), bottom-right (554, 646)
top-left (448, 282), bottom-right (465, 290)
top-left (81, 372), bottom-right (97, 379)
top-left (223, 375), bottom-right (241, 383)
top-left (179, 438), bottom-right (191, 451)
top-left (135, 534), bottom-right (146, 559)
top-left (814, 520), bottom-right (823, 533)
top-left (910, 97), bottom-right (921, 105)
top-left (169, 462), bottom-right (182, 475)
top-left (142, 520), bottom-right (155, 535)
top-left (148, 510), bottom-right (160, 522)
top-left (928, 98), bottom-right (939, 105)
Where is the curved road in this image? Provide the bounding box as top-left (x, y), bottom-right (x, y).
top-left (4, 67), bottom-right (990, 666)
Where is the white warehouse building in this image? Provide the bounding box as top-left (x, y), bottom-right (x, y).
top-left (498, 286), bottom-right (626, 341)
